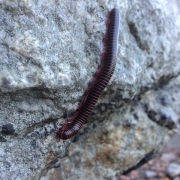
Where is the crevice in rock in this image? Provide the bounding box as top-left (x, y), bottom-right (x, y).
top-left (122, 149), bottom-right (156, 175)
top-left (128, 22), bottom-right (146, 51)
top-left (138, 72), bottom-right (180, 130)
top-left (21, 117), bottom-right (58, 136)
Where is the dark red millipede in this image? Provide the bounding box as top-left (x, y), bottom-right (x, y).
top-left (57, 8), bottom-right (120, 140)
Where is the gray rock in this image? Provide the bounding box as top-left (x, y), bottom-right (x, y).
top-left (174, 177), bottom-right (180, 180)
top-left (145, 170), bottom-right (157, 178)
top-left (164, 132), bottom-right (180, 150)
top-left (161, 153), bottom-right (176, 162)
top-left (166, 163), bottom-right (180, 178)
top-left (0, 0), bottom-right (180, 179)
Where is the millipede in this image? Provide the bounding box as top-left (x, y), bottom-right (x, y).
top-left (57, 8), bottom-right (120, 140)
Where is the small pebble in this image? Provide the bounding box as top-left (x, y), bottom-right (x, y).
top-left (161, 153), bottom-right (176, 162)
top-left (145, 170), bottom-right (157, 178)
top-left (119, 175), bottom-right (130, 180)
top-left (174, 177), bottom-right (180, 180)
top-left (166, 162), bottom-right (180, 178)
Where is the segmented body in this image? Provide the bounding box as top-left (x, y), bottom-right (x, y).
top-left (57, 8), bottom-right (120, 140)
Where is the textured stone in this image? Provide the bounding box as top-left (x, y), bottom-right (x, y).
top-left (174, 177), bottom-right (180, 180)
top-left (166, 163), bottom-right (180, 178)
top-left (161, 153), bottom-right (176, 162)
top-left (0, 0), bottom-right (180, 179)
top-left (145, 170), bottom-right (157, 178)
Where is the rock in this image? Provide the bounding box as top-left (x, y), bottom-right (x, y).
top-left (161, 153), bottom-right (176, 162)
top-left (145, 170), bottom-right (157, 178)
top-left (166, 163), bottom-right (180, 178)
top-left (0, 0), bottom-right (180, 179)
top-left (174, 177), bottom-right (180, 180)
top-left (164, 132), bottom-right (180, 150)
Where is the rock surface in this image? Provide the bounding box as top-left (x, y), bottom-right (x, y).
top-left (166, 163), bottom-right (180, 178)
top-left (0, 0), bottom-right (180, 179)
top-left (119, 131), bottom-right (180, 180)
top-left (145, 170), bottom-right (157, 178)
